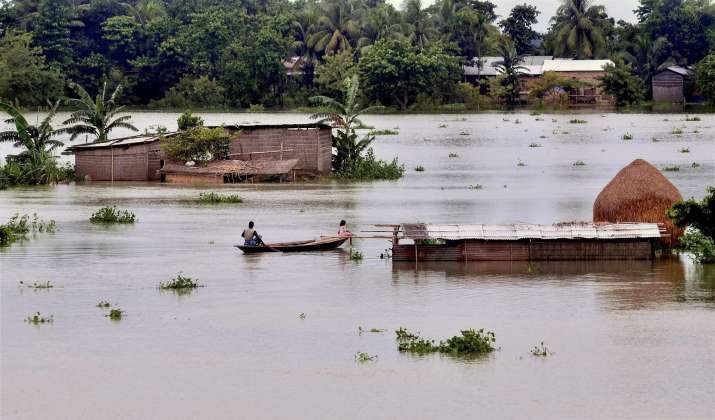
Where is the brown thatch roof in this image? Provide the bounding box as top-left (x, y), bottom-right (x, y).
top-left (593, 159), bottom-right (683, 245)
top-left (161, 158), bottom-right (299, 177)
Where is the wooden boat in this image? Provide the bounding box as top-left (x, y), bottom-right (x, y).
top-left (235, 236), bottom-right (348, 253)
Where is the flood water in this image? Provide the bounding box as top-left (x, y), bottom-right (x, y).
top-left (2, 112), bottom-right (714, 419)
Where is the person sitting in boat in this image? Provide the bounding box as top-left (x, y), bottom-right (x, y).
top-left (242, 221), bottom-right (263, 246)
top-left (337, 220), bottom-right (353, 237)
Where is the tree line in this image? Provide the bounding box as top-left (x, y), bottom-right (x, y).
top-left (0, 0), bottom-right (713, 109)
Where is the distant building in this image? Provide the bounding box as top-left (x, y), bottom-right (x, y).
top-left (65, 123), bottom-right (333, 183)
top-left (283, 56), bottom-right (307, 78)
top-left (463, 56), bottom-right (552, 84)
top-left (652, 66), bottom-right (693, 103)
top-left (540, 59), bottom-right (614, 104)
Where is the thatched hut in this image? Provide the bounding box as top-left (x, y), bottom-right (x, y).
top-left (593, 159), bottom-right (683, 246)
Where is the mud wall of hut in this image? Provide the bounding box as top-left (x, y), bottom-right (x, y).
top-left (74, 143), bottom-right (162, 181)
top-left (652, 71), bottom-right (684, 102)
top-left (392, 239), bottom-right (655, 261)
top-left (228, 127), bottom-right (331, 175)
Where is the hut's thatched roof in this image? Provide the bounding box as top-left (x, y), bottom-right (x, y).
top-left (593, 159), bottom-right (683, 245)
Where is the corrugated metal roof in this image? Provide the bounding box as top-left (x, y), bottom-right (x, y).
top-left (64, 133), bottom-right (175, 152)
top-left (400, 223), bottom-right (661, 241)
top-left (658, 66), bottom-right (693, 77)
top-left (221, 123), bottom-right (331, 130)
top-left (542, 59), bottom-right (613, 72)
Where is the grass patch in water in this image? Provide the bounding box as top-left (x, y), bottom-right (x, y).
top-left (679, 147), bottom-right (690, 153)
top-left (358, 326), bottom-right (386, 335)
top-left (97, 300), bottom-right (111, 308)
top-left (198, 192), bottom-right (243, 203)
top-left (160, 272), bottom-right (202, 291)
top-left (355, 352), bottom-right (377, 362)
top-left (530, 341), bottom-right (553, 356)
top-left (528, 143), bottom-right (542, 148)
top-left (663, 165), bottom-right (680, 172)
top-left (106, 308), bottom-right (124, 320)
top-left (20, 281), bottom-right (53, 289)
top-left (685, 116), bottom-right (700, 121)
top-left (622, 133), bottom-right (633, 140)
top-left (396, 328), bottom-right (496, 356)
top-left (469, 184), bottom-right (483, 190)
top-left (414, 165), bottom-right (425, 172)
top-left (90, 206), bottom-right (136, 224)
top-left (26, 312), bottom-right (53, 324)
top-left (517, 159), bottom-right (526, 167)
top-left (0, 213), bottom-right (56, 247)
top-left (671, 128), bottom-right (684, 135)
top-left (692, 162), bottom-right (701, 168)
top-left (438, 123), bottom-right (447, 128)
top-left (349, 248), bottom-right (363, 261)
top-left (369, 129), bottom-right (398, 136)
top-left (573, 160), bottom-right (586, 166)
top-left (448, 152), bottom-right (459, 158)
top-left (568, 118), bottom-right (587, 124)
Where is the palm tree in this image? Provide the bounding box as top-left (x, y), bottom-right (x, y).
top-left (404, 0), bottom-right (436, 49)
top-left (62, 81), bottom-right (138, 142)
top-left (309, 75), bottom-right (383, 170)
top-left (495, 39), bottom-right (528, 106)
top-left (358, 4), bottom-right (404, 48)
top-left (550, 0), bottom-right (608, 59)
top-left (0, 101), bottom-right (69, 184)
top-left (307, 0), bottom-right (362, 56)
top-left (620, 34), bottom-right (673, 86)
top-left (457, 8), bottom-right (490, 79)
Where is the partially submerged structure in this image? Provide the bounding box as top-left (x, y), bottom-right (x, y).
top-left (65, 122), bottom-right (332, 183)
top-left (593, 159), bottom-right (683, 246)
top-left (652, 66), bottom-right (693, 103)
top-left (390, 222), bottom-right (667, 262)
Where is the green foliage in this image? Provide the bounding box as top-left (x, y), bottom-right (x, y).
top-left (453, 82), bottom-right (485, 110)
top-left (315, 49), bottom-right (357, 98)
top-left (469, 184), bottom-right (483, 190)
top-left (662, 165), bottom-right (680, 171)
top-left (414, 165), bottom-right (425, 172)
top-left (0, 31), bottom-right (64, 106)
top-left (368, 129), bottom-right (398, 136)
top-left (160, 273), bottom-right (202, 290)
top-left (676, 229), bottom-right (715, 264)
top-left (355, 352), bottom-right (377, 362)
top-left (349, 248), bottom-right (363, 261)
top-left (106, 308), bottom-right (124, 320)
top-left (569, 118), bottom-right (587, 124)
top-left (23, 281), bottom-right (54, 289)
top-left (695, 54), bottom-right (715, 104)
top-left (161, 127), bottom-right (231, 164)
top-left (154, 76), bottom-right (226, 109)
top-left (549, 0), bottom-right (609, 59)
top-left (531, 342), bottom-right (553, 356)
top-left (448, 152), bottom-right (459, 158)
top-left (332, 148), bottom-right (404, 181)
top-left (197, 192), bottom-right (243, 204)
top-left (96, 300), bottom-right (111, 308)
top-left (396, 328), bottom-right (497, 356)
top-left (177, 111), bottom-right (204, 131)
top-left (358, 39), bottom-right (460, 110)
top-left (668, 187), bottom-right (715, 239)
top-left (0, 213), bottom-right (56, 247)
top-left (25, 312), bottom-right (53, 324)
top-left (493, 39), bottom-right (527, 106)
top-left (62, 81), bottom-right (138, 142)
top-left (499, 4), bottom-right (540, 54)
top-left (598, 62), bottom-right (644, 106)
top-left (573, 160), bottom-right (586, 166)
top-left (671, 128), bottom-right (684, 134)
top-left (89, 206), bottom-right (136, 224)
top-left (622, 133), bottom-right (634, 140)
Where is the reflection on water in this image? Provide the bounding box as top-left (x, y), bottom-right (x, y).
top-left (1, 112), bottom-right (714, 420)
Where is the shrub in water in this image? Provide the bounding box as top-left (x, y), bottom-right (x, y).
top-left (396, 328), bottom-right (496, 356)
top-left (198, 192), bottom-right (243, 203)
top-left (26, 312), bottom-right (53, 324)
top-left (160, 273), bottom-right (202, 290)
top-left (676, 229), bottom-right (715, 263)
top-left (333, 149), bottom-right (404, 181)
top-left (90, 206), bottom-right (136, 224)
top-left (0, 213), bottom-right (56, 247)
top-left (414, 165), bottom-right (425, 172)
top-left (531, 341), bottom-right (553, 356)
top-left (106, 308), bottom-right (124, 320)
top-left (622, 133), bottom-right (633, 140)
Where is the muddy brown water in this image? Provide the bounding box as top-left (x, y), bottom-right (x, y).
top-left (2, 112), bottom-right (714, 419)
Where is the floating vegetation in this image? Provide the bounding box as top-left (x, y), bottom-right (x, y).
top-left (396, 328), bottom-right (496, 356)
top-left (551, 119), bottom-right (557, 123)
top-left (414, 165), bottom-right (425, 172)
top-left (517, 159), bottom-right (526, 167)
top-left (299, 312), bottom-right (306, 319)
top-left (622, 133), bottom-right (633, 140)
top-left (561, 131), bottom-right (569, 134)
top-left (448, 152), bottom-right (459, 158)
top-left (89, 206), bottom-right (136, 224)
top-left (529, 111), bottom-right (542, 116)
top-left (535, 117), bottom-right (544, 121)
top-left (458, 130), bottom-right (470, 136)
top-left (692, 162), bottom-right (701, 168)
top-left (514, 119), bottom-right (521, 124)
top-left (539, 135), bottom-right (547, 139)
top-left (502, 117), bottom-right (510, 122)
top-left (651, 137), bottom-right (659, 142)
top-left (671, 128), bottom-right (684, 135)
top-left (355, 352), bottom-right (377, 362)
top-left (96, 300), bottom-right (111, 308)
top-left (528, 143), bottom-right (542, 148)
top-left (106, 308), bottom-right (124, 320)
top-left (692, 129), bottom-right (699, 133)
top-left (573, 160), bottom-right (586, 166)
top-left (160, 273), bottom-right (202, 291)
top-left (663, 165), bottom-right (680, 172)
top-left (530, 341), bottom-right (553, 356)
top-left (349, 248), bottom-right (363, 261)
top-left (685, 116), bottom-right (701, 121)
top-left (198, 192), bottom-right (243, 203)
top-left (21, 281), bottom-right (54, 289)
top-left (26, 312), bottom-right (53, 324)
top-left (438, 123), bottom-right (447, 128)
top-left (358, 326), bottom-right (386, 335)
top-left (369, 129), bottom-right (399, 136)
top-left (0, 213), bottom-right (57, 247)
top-left (468, 184), bottom-right (483, 190)
top-left (568, 118), bottom-right (587, 124)
top-left (679, 147), bottom-right (690, 153)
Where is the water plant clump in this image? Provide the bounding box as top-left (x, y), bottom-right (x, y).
top-left (679, 147), bottom-right (690, 153)
top-left (395, 327), bottom-right (419, 340)
top-left (22, 281), bottom-right (53, 289)
top-left (568, 118), bottom-right (587, 124)
top-left (358, 326), bottom-right (386, 335)
top-left (622, 133), bottom-right (633, 140)
top-left (396, 328), bottom-right (496, 356)
top-left (106, 308), bottom-right (124, 320)
top-left (160, 273), bottom-right (202, 290)
top-left (0, 213), bottom-right (57, 247)
top-left (414, 165), bottom-right (425, 172)
top-left (685, 116), bottom-right (701, 121)
top-left (573, 160), bottom-right (586, 166)
top-left (26, 312), bottom-right (53, 324)
top-left (438, 123), bottom-right (447, 128)
top-left (96, 300), bottom-right (111, 308)
top-left (528, 143), bottom-right (542, 148)
top-left (663, 165), bottom-right (680, 172)
top-left (448, 152), bottom-right (459, 158)
top-left (89, 206), bottom-right (136, 224)
top-left (198, 192), bottom-right (243, 203)
top-left (349, 248), bottom-right (363, 261)
top-left (299, 312), bottom-right (306, 319)
top-left (692, 162), bottom-right (701, 168)
top-left (368, 129), bottom-right (398, 136)
top-left (530, 342), bottom-right (553, 356)
top-left (355, 352), bottom-right (377, 362)
top-left (671, 128), bottom-right (684, 135)
top-left (469, 184), bottom-right (483, 190)
top-left (517, 159), bottom-right (526, 167)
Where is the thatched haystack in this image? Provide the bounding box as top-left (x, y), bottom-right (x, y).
top-left (593, 159), bottom-right (683, 245)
